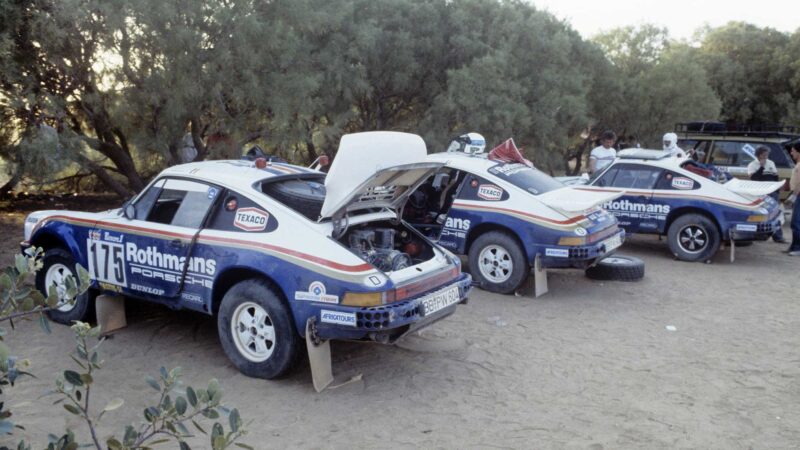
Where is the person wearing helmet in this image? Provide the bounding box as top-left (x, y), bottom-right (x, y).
top-left (663, 132), bottom-right (686, 158)
top-left (447, 132), bottom-right (486, 155)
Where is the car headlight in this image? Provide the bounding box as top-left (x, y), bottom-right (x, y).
top-left (23, 216), bottom-right (40, 242)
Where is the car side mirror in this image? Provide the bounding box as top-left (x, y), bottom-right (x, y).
top-left (124, 204), bottom-right (136, 220)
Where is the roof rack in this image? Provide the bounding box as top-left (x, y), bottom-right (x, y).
top-left (617, 148), bottom-right (673, 160)
top-left (675, 121), bottom-right (800, 138)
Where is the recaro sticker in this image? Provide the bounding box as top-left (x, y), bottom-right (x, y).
top-left (295, 281), bottom-right (339, 304)
top-left (234, 207), bottom-right (270, 232)
top-left (320, 310), bottom-right (357, 327)
top-left (671, 177), bottom-right (694, 190)
top-left (477, 184), bottom-right (504, 201)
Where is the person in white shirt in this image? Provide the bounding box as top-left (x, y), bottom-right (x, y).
top-left (747, 146), bottom-right (785, 243)
top-left (662, 132), bottom-right (686, 158)
top-left (589, 130), bottom-right (617, 174)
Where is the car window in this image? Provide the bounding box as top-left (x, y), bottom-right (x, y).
top-left (654, 170), bottom-right (701, 190)
top-left (132, 179), bottom-right (166, 220)
top-left (260, 175), bottom-right (326, 221)
top-left (708, 141), bottom-right (758, 167)
top-left (207, 191), bottom-right (278, 232)
top-left (593, 166), bottom-right (619, 187)
top-left (147, 178), bottom-right (218, 228)
top-left (609, 164), bottom-right (662, 189)
top-left (487, 163), bottom-right (563, 195)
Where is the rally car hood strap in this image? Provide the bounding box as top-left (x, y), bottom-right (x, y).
top-left (537, 187), bottom-right (625, 213)
top-left (321, 132), bottom-right (443, 220)
top-left (722, 178), bottom-right (785, 199)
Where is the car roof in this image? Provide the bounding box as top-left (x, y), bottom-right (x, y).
top-left (613, 149), bottom-right (686, 168)
top-left (159, 160), bottom-right (322, 192)
top-left (426, 151), bottom-right (501, 171)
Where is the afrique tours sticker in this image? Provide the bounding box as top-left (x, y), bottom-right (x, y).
top-left (477, 184), bottom-right (503, 201)
top-left (233, 207), bottom-right (270, 232)
top-left (671, 177), bottom-right (694, 190)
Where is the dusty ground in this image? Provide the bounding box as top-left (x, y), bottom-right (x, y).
top-left (1, 201), bottom-right (798, 449)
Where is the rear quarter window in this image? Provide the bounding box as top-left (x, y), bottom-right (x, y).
top-left (487, 163), bottom-right (563, 195)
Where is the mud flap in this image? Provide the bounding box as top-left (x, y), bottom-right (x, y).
top-left (533, 253), bottom-right (548, 297)
top-left (305, 318), bottom-right (333, 393)
top-left (729, 237), bottom-right (735, 263)
top-left (95, 294), bottom-right (126, 336)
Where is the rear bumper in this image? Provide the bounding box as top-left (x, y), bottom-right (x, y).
top-left (314, 273), bottom-right (472, 342)
top-left (728, 219), bottom-right (780, 242)
top-left (539, 229), bottom-right (626, 269)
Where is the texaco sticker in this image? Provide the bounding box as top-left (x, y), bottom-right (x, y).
top-left (234, 207), bottom-right (270, 232)
top-left (671, 177), bottom-right (694, 190)
top-left (477, 184), bottom-right (503, 201)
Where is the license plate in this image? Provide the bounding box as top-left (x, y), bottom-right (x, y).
top-left (420, 285), bottom-right (461, 316)
top-left (603, 234), bottom-right (622, 252)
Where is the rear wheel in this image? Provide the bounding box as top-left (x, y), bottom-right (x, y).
top-left (667, 213), bottom-right (720, 262)
top-left (36, 248), bottom-right (94, 324)
top-left (468, 231), bottom-right (528, 294)
top-left (217, 279), bottom-right (299, 379)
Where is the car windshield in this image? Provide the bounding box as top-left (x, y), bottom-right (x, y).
top-left (487, 163), bottom-right (564, 195)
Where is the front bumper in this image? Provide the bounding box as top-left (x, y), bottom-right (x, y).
top-left (728, 218), bottom-right (781, 242)
top-left (314, 273), bottom-right (472, 342)
top-left (539, 229), bottom-right (626, 269)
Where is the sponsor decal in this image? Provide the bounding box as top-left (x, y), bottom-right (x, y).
top-left (26, 217), bottom-right (39, 223)
top-left (602, 199), bottom-right (671, 221)
top-left (234, 207), bottom-right (270, 232)
top-left (98, 282), bottom-right (122, 293)
top-left (126, 243), bottom-right (216, 275)
top-left (89, 230), bottom-right (101, 240)
top-left (490, 163), bottom-right (529, 177)
top-left (477, 184), bottom-right (503, 201)
top-left (103, 231), bottom-right (124, 243)
top-left (320, 310), bottom-right (357, 327)
top-left (130, 283), bottom-right (165, 296)
top-left (671, 177), bottom-right (694, 190)
top-left (444, 217), bottom-right (471, 231)
top-left (295, 281), bottom-right (339, 304)
top-left (545, 248), bottom-right (569, 258)
top-left (574, 227), bottom-right (587, 236)
top-left (735, 224), bottom-right (757, 232)
top-left (207, 187), bottom-right (219, 199)
top-left (181, 292), bottom-right (204, 304)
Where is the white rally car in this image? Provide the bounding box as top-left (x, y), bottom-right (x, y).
top-left (563, 149), bottom-right (784, 262)
top-left (22, 132), bottom-right (472, 381)
top-left (402, 139), bottom-right (628, 294)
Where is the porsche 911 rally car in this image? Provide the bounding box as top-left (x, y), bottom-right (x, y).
top-left (402, 139), bottom-right (627, 294)
top-left (565, 149), bottom-right (784, 262)
top-left (22, 132), bottom-right (471, 380)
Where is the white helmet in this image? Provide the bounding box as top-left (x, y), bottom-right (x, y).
top-left (447, 132), bottom-right (486, 154)
top-left (662, 132), bottom-right (678, 152)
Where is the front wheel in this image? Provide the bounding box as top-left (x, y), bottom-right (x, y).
top-left (468, 231), bottom-right (528, 294)
top-left (36, 248), bottom-right (94, 324)
top-left (217, 279), bottom-right (299, 379)
top-left (667, 213), bottom-right (720, 262)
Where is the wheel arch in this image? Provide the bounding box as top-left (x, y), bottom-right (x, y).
top-left (30, 230), bottom-right (71, 253)
top-left (664, 207), bottom-right (721, 235)
top-left (210, 267), bottom-right (289, 316)
top-left (465, 222), bottom-right (528, 265)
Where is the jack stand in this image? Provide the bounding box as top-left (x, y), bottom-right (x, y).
top-left (95, 294), bottom-right (126, 336)
top-left (305, 318), bottom-right (333, 393)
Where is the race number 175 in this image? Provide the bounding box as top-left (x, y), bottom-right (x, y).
top-left (87, 239), bottom-right (127, 286)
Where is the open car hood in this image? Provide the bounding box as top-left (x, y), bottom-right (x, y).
top-left (722, 178), bottom-right (785, 199)
top-left (321, 132), bottom-right (443, 219)
top-left (537, 187), bottom-right (625, 214)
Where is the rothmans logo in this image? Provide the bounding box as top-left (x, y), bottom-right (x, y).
top-left (602, 199), bottom-right (671, 214)
top-left (126, 243), bottom-right (217, 275)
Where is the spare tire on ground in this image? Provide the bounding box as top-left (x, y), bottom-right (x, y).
top-left (585, 254), bottom-right (645, 282)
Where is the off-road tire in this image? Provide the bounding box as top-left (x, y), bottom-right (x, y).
top-left (468, 231), bottom-right (528, 294)
top-left (667, 213), bottom-right (720, 262)
top-left (217, 279), bottom-right (299, 379)
top-left (585, 254), bottom-right (645, 281)
top-left (36, 248), bottom-right (94, 324)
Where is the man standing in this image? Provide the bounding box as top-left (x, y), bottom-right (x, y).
top-left (589, 130), bottom-right (617, 174)
top-left (748, 146), bottom-right (785, 243)
top-left (787, 144), bottom-right (800, 256)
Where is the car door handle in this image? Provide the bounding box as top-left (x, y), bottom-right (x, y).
top-left (169, 239), bottom-right (183, 248)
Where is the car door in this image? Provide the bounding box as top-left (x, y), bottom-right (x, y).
top-left (89, 177), bottom-right (220, 300)
top-left (595, 163), bottom-right (663, 233)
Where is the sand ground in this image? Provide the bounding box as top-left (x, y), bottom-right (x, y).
top-left (1, 209), bottom-right (798, 449)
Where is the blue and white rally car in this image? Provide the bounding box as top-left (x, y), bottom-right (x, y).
top-left (565, 149), bottom-right (784, 262)
top-left (22, 132), bottom-right (472, 379)
top-left (402, 138), bottom-right (627, 294)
